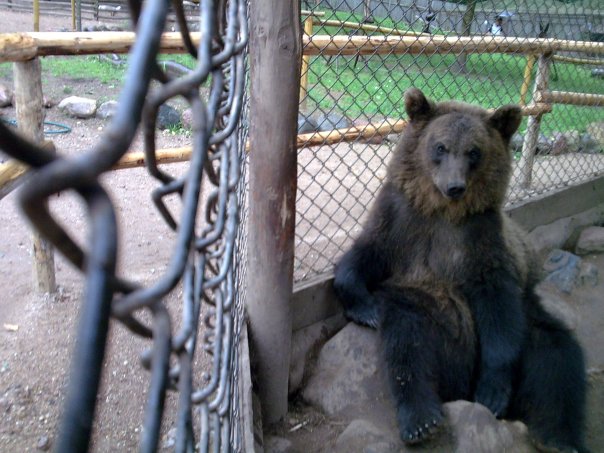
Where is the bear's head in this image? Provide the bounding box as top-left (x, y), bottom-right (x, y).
top-left (388, 88), bottom-right (521, 222)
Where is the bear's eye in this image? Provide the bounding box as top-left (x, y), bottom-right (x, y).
top-left (468, 148), bottom-right (482, 166)
top-left (435, 143), bottom-right (447, 156)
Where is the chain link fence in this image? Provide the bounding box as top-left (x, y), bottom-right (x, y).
top-left (0, 0), bottom-right (249, 451)
top-left (295, 0), bottom-right (604, 283)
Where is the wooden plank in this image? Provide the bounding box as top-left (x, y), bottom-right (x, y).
top-left (312, 18), bottom-right (427, 37)
top-left (300, 15), bottom-right (313, 106)
top-left (0, 101), bottom-right (552, 199)
top-left (0, 159), bottom-right (29, 200)
top-left (2, 32), bottom-right (604, 62)
top-left (519, 55), bottom-right (535, 106)
top-left (518, 54), bottom-right (551, 188)
top-left (0, 32), bottom-right (191, 61)
top-left (246, 0), bottom-right (301, 425)
top-left (0, 33), bottom-right (37, 62)
top-left (238, 324), bottom-right (257, 453)
top-left (553, 55), bottom-right (604, 66)
top-left (302, 34), bottom-right (604, 57)
top-left (542, 91), bottom-right (604, 107)
top-left (13, 58), bottom-right (56, 294)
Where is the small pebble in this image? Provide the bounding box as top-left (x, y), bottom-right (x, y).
top-left (36, 435), bottom-right (50, 451)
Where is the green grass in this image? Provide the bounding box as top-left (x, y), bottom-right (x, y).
top-left (305, 52), bottom-right (604, 135)
top-left (40, 55), bottom-right (126, 84)
top-left (0, 63), bottom-right (12, 78)
top-left (16, 53), bottom-right (196, 86)
top-left (0, 53), bottom-right (198, 89)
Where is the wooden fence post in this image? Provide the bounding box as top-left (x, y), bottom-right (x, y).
top-left (13, 58), bottom-right (57, 294)
top-left (300, 14), bottom-right (313, 108)
top-left (76, 0), bottom-right (82, 31)
top-left (519, 55), bottom-right (535, 106)
top-left (71, 0), bottom-right (76, 30)
top-left (248, 0), bottom-right (301, 425)
top-left (518, 53), bottom-right (552, 189)
top-left (33, 0), bottom-right (40, 31)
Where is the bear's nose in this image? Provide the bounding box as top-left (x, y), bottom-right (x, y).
top-left (446, 184), bottom-right (466, 200)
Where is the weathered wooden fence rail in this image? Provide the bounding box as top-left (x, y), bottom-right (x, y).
top-left (2, 32), bottom-right (603, 63)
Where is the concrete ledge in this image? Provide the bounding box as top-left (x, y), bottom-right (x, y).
top-left (292, 272), bottom-right (340, 332)
top-left (508, 176), bottom-right (604, 231)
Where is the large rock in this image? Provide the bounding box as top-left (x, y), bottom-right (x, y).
top-left (302, 323), bottom-right (387, 415)
top-left (510, 132), bottom-right (524, 153)
top-left (58, 96), bottom-right (97, 118)
top-left (316, 111), bottom-right (351, 132)
top-left (586, 122), bottom-right (604, 148)
top-left (535, 133), bottom-right (552, 155)
top-left (181, 108), bottom-right (193, 130)
top-left (543, 249), bottom-right (582, 293)
top-left (576, 226), bottom-right (604, 255)
top-left (444, 401), bottom-right (534, 453)
top-left (298, 112), bottom-right (318, 134)
top-left (527, 204), bottom-right (604, 255)
top-left (157, 104), bottom-right (181, 130)
top-left (43, 96), bottom-right (56, 109)
top-left (527, 217), bottom-right (572, 255)
top-left (333, 402), bottom-right (535, 453)
top-left (96, 100), bottom-right (118, 120)
top-left (579, 133), bottom-right (600, 154)
top-left (578, 261), bottom-right (598, 287)
top-left (289, 314), bottom-right (347, 395)
top-left (265, 435), bottom-right (296, 453)
top-left (335, 419), bottom-right (398, 453)
top-left (0, 84), bottom-right (13, 107)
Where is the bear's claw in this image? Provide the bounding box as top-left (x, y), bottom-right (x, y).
top-left (399, 407), bottom-right (444, 445)
top-left (344, 303), bottom-right (380, 329)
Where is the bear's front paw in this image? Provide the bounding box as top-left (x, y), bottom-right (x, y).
top-left (474, 372), bottom-right (512, 417)
top-left (397, 402), bottom-right (444, 444)
top-left (344, 303), bottom-right (380, 329)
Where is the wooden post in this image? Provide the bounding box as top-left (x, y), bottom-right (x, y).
top-left (33, 0), bottom-right (40, 32)
top-left (76, 0), bottom-right (82, 31)
top-left (248, 0), bottom-right (301, 425)
top-left (13, 58), bottom-right (57, 294)
top-left (71, 0), bottom-right (76, 30)
top-left (518, 53), bottom-right (551, 189)
top-left (519, 55), bottom-right (535, 106)
top-left (453, 0), bottom-right (477, 73)
top-left (300, 14), bottom-right (313, 108)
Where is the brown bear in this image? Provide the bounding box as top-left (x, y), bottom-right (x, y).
top-left (333, 88), bottom-right (588, 453)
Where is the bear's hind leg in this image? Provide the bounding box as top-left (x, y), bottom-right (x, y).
top-left (510, 312), bottom-right (588, 453)
top-left (379, 287), bottom-right (474, 445)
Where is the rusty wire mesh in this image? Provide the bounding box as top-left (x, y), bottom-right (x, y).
top-left (0, 0), bottom-right (248, 451)
top-left (295, 0), bottom-right (604, 283)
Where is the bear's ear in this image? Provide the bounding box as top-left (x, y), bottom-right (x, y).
top-left (405, 88), bottom-right (433, 122)
top-left (489, 105), bottom-right (522, 142)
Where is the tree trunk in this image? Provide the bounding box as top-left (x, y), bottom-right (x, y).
top-left (454, 0), bottom-right (477, 73)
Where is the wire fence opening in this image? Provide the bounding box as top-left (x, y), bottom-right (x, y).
top-left (294, 0), bottom-right (604, 284)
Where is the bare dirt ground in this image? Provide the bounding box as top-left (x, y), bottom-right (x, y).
top-left (1, 10), bottom-right (201, 452)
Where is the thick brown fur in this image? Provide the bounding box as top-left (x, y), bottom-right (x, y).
top-left (389, 95), bottom-right (513, 223)
top-left (333, 88), bottom-right (588, 453)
